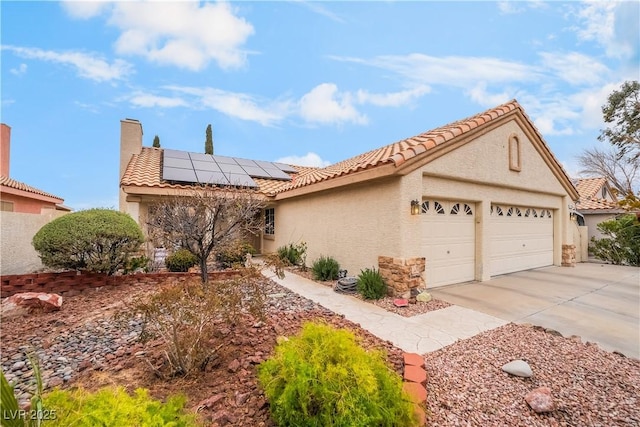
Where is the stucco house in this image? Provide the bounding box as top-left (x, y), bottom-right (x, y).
top-left (575, 177), bottom-right (625, 243)
top-left (119, 100), bottom-right (580, 294)
top-left (0, 123), bottom-right (71, 275)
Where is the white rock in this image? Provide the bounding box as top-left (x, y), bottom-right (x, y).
top-left (502, 359), bottom-right (533, 378)
top-left (416, 292), bottom-right (432, 303)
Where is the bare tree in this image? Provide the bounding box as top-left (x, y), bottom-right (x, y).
top-left (147, 186), bottom-right (265, 283)
top-left (577, 147), bottom-right (639, 196)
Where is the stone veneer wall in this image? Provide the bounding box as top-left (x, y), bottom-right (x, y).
top-left (561, 244), bottom-right (576, 267)
top-left (0, 270), bottom-right (240, 298)
top-left (378, 256), bottom-right (426, 297)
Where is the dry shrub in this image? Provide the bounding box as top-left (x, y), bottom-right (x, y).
top-left (122, 267), bottom-right (266, 377)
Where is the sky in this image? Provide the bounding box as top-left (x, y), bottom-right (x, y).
top-left (1, 1), bottom-right (638, 210)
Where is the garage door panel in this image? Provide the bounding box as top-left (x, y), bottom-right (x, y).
top-left (490, 205), bottom-right (553, 276)
top-left (422, 200), bottom-right (475, 287)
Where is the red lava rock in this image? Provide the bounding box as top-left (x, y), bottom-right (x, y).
top-left (393, 298), bottom-right (409, 307)
top-left (78, 360), bottom-right (92, 371)
top-left (197, 394), bottom-right (225, 410)
top-left (227, 359), bottom-right (241, 373)
top-left (235, 391), bottom-right (250, 406)
top-left (48, 377), bottom-right (63, 388)
top-left (212, 410), bottom-right (236, 425)
top-left (7, 292), bottom-right (63, 312)
top-left (525, 386), bottom-right (555, 413)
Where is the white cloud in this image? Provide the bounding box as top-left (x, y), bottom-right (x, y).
top-left (165, 85), bottom-right (291, 126)
top-left (275, 152), bottom-right (331, 168)
top-left (356, 85), bottom-right (430, 107)
top-left (61, 1), bottom-right (110, 19)
top-left (331, 54), bottom-right (538, 87)
top-left (467, 82), bottom-right (512, 107)
top-left (498, 0), bottom-right (547, 15)
top-left (292, 0), bottom-right (345, 23)
top-left (572, 1), bottom-right (639, 60)
top-left (299, 83), bottom-right (368, 125)
top-left (129, 92), bottom-right (189, 108)
top-left (10, 63), bottom-right (27, 76)
top-left (539, 51), bottom-right (609, 86)
top-left (106, 1), bottom-right (254, 71)
top-left (2, 45), bottom-right (132, 82)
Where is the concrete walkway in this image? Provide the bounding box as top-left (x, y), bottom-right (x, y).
top-left (266, 270), bottom-right (507, 354)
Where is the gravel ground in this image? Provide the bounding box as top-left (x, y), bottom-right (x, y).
top-left (424, 323), bottom-right (640, 426)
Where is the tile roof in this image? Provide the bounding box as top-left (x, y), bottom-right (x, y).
top-left (120, 147), bottom-right (308, 194)
top-left (270, 99), bottom-right (573, 195)
top-left (574, 177), bottom-right (620, 211)
top-left (0, 175), bottom-right (63, 201)
top-left (123, 100), bottom-right (577, 199)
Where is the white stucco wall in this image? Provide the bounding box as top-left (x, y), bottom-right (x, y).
top-left (0, 210), bottom-right (68, 275)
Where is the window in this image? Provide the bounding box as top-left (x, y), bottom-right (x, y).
top-left (508, 133), bottom-right (521, 172)
top-left (0, 201), bottom-right (14, 212)
top-left (434, 201), bottom-right (445, 214)
top-left (450, 203), bottom-right (460, 215)
top-left (264, 208), bottom-right (275, 235)
top-left (601, 187), bottom-right (608, 199)
top-left (421, 201), bottom-right (429, 213)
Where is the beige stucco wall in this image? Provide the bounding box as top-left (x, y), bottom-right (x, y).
top-left (584, 213), bottom-right (617, 243)
top-left (265, 177), bottom-right (404, 275)
top-left (572, 222), bottom-right (588, 262)
top-left (0, 210), bottom-right (68, 275)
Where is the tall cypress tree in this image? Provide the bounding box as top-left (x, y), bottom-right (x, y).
top-left (205, 124), bottom-right (213, 154)
top-left (153, 135), bottom-right (160, 148)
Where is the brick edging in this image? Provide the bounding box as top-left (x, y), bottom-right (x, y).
top-left (403, 352), bottom-right (427, 426)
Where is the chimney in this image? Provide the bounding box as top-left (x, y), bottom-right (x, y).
top-left (119, 118), bottom-right (143, 212)
top-left (0, 124), bottom-right (11, 177)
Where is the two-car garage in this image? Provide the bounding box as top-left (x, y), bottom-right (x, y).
top-left (422, 199), bottom-right (555, 288)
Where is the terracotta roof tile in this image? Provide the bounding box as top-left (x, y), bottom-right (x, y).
top-left (575, 177), bottom-right (620, 211)
top-left (268, 100), bottom-right (521, 194)
top-left (0, 176), bottom-right (63, 201)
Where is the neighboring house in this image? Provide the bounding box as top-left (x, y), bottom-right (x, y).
top-left (119, 100), bottom-right (580, 293)
top-left (0, 123), bottom-right (71, 275)
top-left (575, 177), bottom-right (625, 242)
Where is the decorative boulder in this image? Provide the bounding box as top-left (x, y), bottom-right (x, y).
top-left (416, 292), bottom-right (432, 303)
top-left (501, 359), bottom-right (533, 378)
top-left (6, 292), bottom-right (63, 312)
top-left (525, 387), bottom-right (555, 413)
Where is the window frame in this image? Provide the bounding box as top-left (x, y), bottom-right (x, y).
top-left (264, 207), bottom-right (275, 237)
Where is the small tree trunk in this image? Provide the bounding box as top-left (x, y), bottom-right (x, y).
top-left (199, 257), bottom-right (208, 284)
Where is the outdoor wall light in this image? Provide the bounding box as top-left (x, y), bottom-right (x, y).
top-left (411, 200), bottom-right (421, 215)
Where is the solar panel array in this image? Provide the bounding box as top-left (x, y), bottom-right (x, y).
top-left (162, 149), bottom-right (296, 188)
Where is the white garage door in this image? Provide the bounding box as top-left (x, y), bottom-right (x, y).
top-left (490, 205), bottom-right (553, 276)
top-left (421, 200), bottom-right (475, 287)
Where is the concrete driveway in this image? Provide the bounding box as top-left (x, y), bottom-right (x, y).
top-left (429, 263), bottom-right (640, 359)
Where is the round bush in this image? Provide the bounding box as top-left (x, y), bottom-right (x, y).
top-left (357, 267), bottom-right (388, 300)
top-left (216, 241), bottom-right (256, 268)
top-left (311, 256), bottom-right (340, 281)
top-left (32, 209), bottom-right (144, 275)
top-left (165, 249), bottom-right (198, 272)
top-left (258, 322), bottom-right (418, 427)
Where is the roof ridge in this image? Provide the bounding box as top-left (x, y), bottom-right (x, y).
top-left (0, 175), bottom-right (64, 200)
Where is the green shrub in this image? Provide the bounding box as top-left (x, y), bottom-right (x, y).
top-left (590, 214), bottom-right (640, 266)
top-left (165, 249), bottom-right (198, 272)
top-left (125, 255), bottom-right (151, 273)
top-left (276, 242), bottom-right (307, 267)
top-left (357, 268), bottom-right (388, 300)
top-left (32, 209), bottom-right (144, 275)
top-left (311, 256), bottom-right (340, 281)
top-left (42, 386), bottom-right (199, 426)
top-left (216, 241), bottom-right (256, 268)
top-left (258, 322), bottom-right (418, 427)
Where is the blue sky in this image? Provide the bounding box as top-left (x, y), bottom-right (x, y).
top-left (1, 1), bottom-right (638, 210)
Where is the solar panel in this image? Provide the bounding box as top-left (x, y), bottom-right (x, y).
top-left (163, 149), bottom-right (190, 159)
top-left (192, 160), bottom-right (221, 171)
top-left (189, 152), bottom-right (214, 162)
top-left (195, 170), bottom-right (229, 185)
top-left (161, 149), bottom-right (292, 187)
top-left (163, 167), bottom-right (197, 182)
top-left (227, 173), bottom-right (258, 187)
top-left (163, 157), bottom-right (193, 169)
top-left (274, 162), bottom-right (298, 173)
